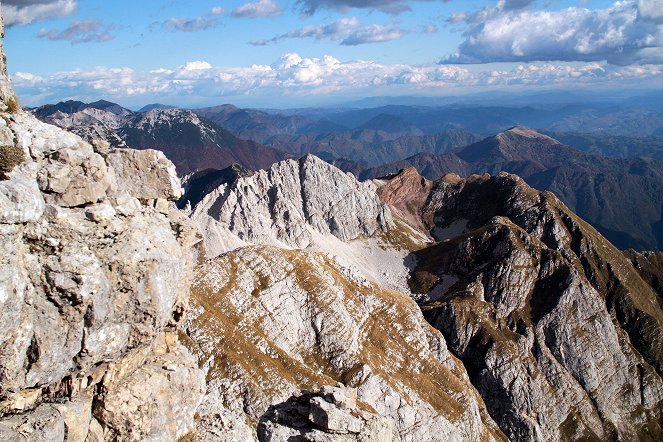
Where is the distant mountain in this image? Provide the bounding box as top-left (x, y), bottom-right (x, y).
top-left (364, 127), bottom-right (663, 251)
top-left (357, 113), bottom-right (423, 135)
top-left (31, 101), bottom-right (290, 174)
top-left (193, 104), bottom-right (339, 143)
top-left (32, 99), bottom-right (133, 119)
top-left (543, 131), bottom-right (663, 160)
top-left (138, 103), bottom-right (177, 112)
top-left (269, 129), bottom-right (479, 168)
top-left (117, 109), bottom-right (290, 174)
top-left (322, 104), bottom-right (663, 137)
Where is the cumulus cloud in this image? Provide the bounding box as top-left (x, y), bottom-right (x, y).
top-left (37, 20), bottom-right (115, 44)
top-left (13, 53), bottom-right (663, 106)
top-left (638, 0), bottom-right (663, 22)
top-left (3, 0), bottom-right (77, 26)
top-left (297, 0), bottom-right (446, 15)
top-left (232, 0), bottom-right (282, 18)
top-left (342, 24), bottom-right (406, 45)
top-left (444, 0), bottom-right (663, 66)
top-left (162, 7), bottom-right (225, 32)
top-left (250, 17), bottom-right (407, 46)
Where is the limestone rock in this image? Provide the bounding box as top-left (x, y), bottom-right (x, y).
top-left (0, 106), bottom-right (203, 440)
top-left (409, 172), bottom-right (663, 441)
top-left (183, 155), bottom-right (393, 258)
top-left (0, 403), bottom-right (65, 441)
top-left (105, 148), bottom-right (182, 200)
top-left (258, 386), bottom-right (393, 441)
top-left (93, 335), bottom-right (205, 442)
top-left (0, 163), bottom-right (44, 223)
top-left (184, 246), bottom-right (506, 442)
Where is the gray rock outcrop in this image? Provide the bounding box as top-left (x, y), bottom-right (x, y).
top-left (183, 154), bottom-right (394, 258)
top-left (0, 24), bottom-right (205, 437)
top-left (258, 385), bottom-right (394, 441)
top-left (0, 5), bottom-right (15, 112)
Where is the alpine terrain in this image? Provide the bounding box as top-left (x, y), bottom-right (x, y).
top-left (1, 3), bottom-right (662, 442)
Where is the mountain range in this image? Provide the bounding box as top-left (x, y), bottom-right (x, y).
top-left (3, 17), bottom-right (663, 440)
top-left (361, 127), bottom-right (663, 251)
top-left (33, 100), bottom-right (289, 174)
top-left (31, 100), bottom-right (663, 251)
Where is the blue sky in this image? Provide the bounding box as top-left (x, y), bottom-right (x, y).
top-left (4, 0), bottom-right (663, 108)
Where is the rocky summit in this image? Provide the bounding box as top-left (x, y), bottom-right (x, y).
top-left (2, 4), bottom-right (663, 441)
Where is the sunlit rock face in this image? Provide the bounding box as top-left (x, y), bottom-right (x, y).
top-left (0, 19), bottom-right (205, 436)
top-left (409, 172), bottom-right (663, 441)
top-left (184, 245), bottom-right (506, 442)
top-left (182, 154), bottom-right (394, 258)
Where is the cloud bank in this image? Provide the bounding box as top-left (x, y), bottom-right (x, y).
top-left (13, 53), bottom-right (663, 106)
top-left (444, 0), bottom-right (663, 66)
top-left (3, 0), bottom-right (77, 26)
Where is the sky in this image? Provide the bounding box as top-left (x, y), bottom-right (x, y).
top-left (3, 0), bottom-right (663, 108)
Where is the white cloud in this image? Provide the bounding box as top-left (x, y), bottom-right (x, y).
top-left (37, 20), bottom-right (115, 44)
top-left (297, 0), bottom-right (447, 15)
top-left (12, 55), bottom-right (663, 106)
top-left (232, 0), bottom-right (282, 18)
top-left (182, 61), bottom-right (213, 71)
top-left (445, 0), bottom-right (663, 66)
top-left (638, 0), bottom-right (663, 22)
top-left (250, 17), bottom-right (412, 46)
top-left (3, 0), bottom-right (77, 26)
top-left (161, 8), bottom-right (225, 32)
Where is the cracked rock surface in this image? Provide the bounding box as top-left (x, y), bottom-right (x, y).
top-left (0, 102), bottom-right (204, 439)
top-left (408, 172), bottom-right (663, 441)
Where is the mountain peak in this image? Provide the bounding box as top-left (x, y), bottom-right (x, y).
top-left (500, 125), bottom-right (560, 143)
top-left (138, 103), bottom-right (177, 112)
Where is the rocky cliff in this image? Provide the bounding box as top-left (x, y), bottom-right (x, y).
top-left (180, 155), bottom-right (422, 294)
top-left (183, 155), bottom-right (393, 256)
top-left (408, 172), bottom-right (663, 441)
top-left (0, 15), bottom-right (205, 439)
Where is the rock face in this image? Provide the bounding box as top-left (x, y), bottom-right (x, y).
top-left (184, 246), bottom-right (506, 442)
top-left (183, 154), bottom-right (394, 259)
top-left (0, 8), bottom-right (15, 112)
top-left (0, 25), bottom-right (205, 437)
top-left (376, 167), bottom-right (432, 234)
top-left (408, 172), bottom-right (663, 441)
top-left (258, 385), bottom-right (394, 441)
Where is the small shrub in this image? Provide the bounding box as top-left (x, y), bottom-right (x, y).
top-left (0, 145), bottom-right (25, 179)
top-left (5, 96), bottom-right (19, 113)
